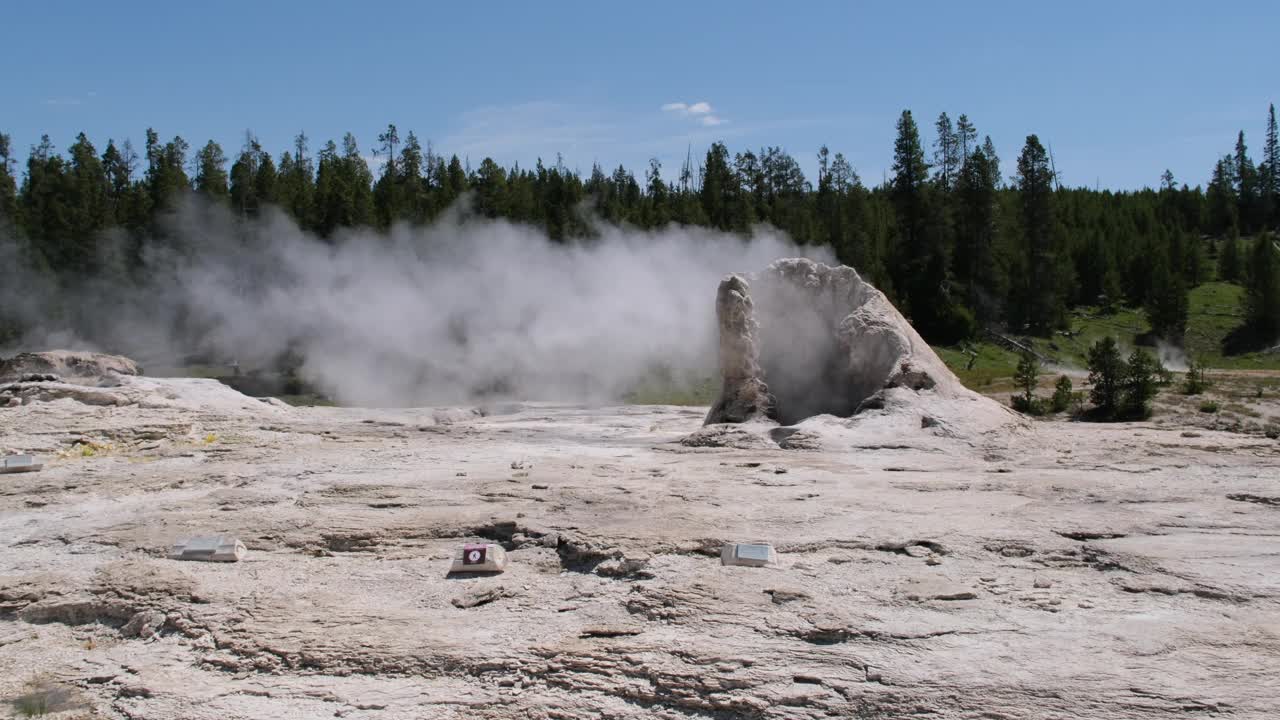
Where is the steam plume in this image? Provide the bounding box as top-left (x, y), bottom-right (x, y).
top-left (1, 199), bottom-right (830, 406)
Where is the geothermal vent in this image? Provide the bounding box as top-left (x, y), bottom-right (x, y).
top-left (705, 258), bottom-right (969, 426)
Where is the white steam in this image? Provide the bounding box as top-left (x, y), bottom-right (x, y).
top-left (1155, 339), bottom-right (1189, 372)
top-left (2, 199), bottom-right (830, 406)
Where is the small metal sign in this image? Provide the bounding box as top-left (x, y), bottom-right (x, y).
top-left (721, 541), bottom-right (778, 567)
top-left (184, 537), bottom-right (222, 555)
top-left (169, 536), bottom-right (246, 562)
top-left (450, 543), bottom-right (508, 574)
top-left (1, 455), bottom-right (42, 474)
top-left (735, 544), bottom-right (773, 562)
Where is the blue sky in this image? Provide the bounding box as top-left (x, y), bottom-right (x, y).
top-left (4, 0), bottom-right (1277, 190)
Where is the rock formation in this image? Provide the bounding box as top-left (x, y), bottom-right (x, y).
top-left (705, 258), bottom-right (974, 426)
top-left (703, 276), bottom-right (776, 425)
top-left (0, 351), bottom-right (140, 385)
top-left (0, 351), bottom-right (286, 415)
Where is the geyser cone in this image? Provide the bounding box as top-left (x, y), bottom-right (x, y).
top-left (705, 258), bottom-right (971, 426)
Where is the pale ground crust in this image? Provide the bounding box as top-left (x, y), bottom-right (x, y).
top-left (2, 375), bottom-right (1279, 719)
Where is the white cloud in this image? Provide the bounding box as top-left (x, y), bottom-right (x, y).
top-left (663, 100), bottom-right (726, 127)
top-left (43, 97), bottom-right (83, 107)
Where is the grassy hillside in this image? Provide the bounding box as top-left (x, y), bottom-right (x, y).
top-left (939, 281), bottom-right (1280, 390)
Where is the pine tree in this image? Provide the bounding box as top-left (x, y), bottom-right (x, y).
top-left (100, 139), bottom-right (147, 232)
top-left (193, 140), bottom-right (230, 201)
top-left (20, 135), bottom-right (76, 274)
top-left (65, 133), bottom-right (110, 266)
top-left (1236, 131), bottom-right (1260, 233)
top-left (1207, 155), bottom-right (1239, 236)
top-left (890, 110), bottom-right (930, 299)
top-left (446, 155), bottom-right (467, 200)
top-left (144, 130), bottom-right (189, 211)
top-left (313, 140), bottom-right (341, 236)
top-left (956, 115), bottom-right (978, 162)
top-left (472, 157), bottom-right (507, 218)
top-left (377, 124), bottom-right (400, 174)
top-left (1244, 234), bottom-right (1280, 340)
top-left (343, 133), bottom-right (375, 227)
top-left (1012, 349), bottom-right (1042, 414)
top-left (1264, 104), bottom-right (1278, 226)
top-left (955, 147), bottom-right (1000, 321)
top-left (817, 145), bottom-right (850, 262)
top-left (1051, 375), bottom-right (1074, 413)
top-left (1218, 231), bottom-right (1242, 282)
top-left (1182, 231), bottom-right (1209, 285)
top-left (890, 111), bottom-right (967, 340)
top-left (1086, 336), bottom-right (1124, 417)
top-left (644, 157), bottom-right (668, 227)
top-left (933, 112), bottom-right (959, 190)
top-left (1122, 349), bottom-right (1160, 419)
top-left (313, 134), bottom-right (373, 234)
top-left (254, 152), bottom-right (277, 209)
top-left (399, 131), bottom-right (429, 222)
top-left (276, 131), bottom-right (314, 228)
top-left (230, 132), bottom-right (265, 218)
top-left (1015, 135), bottom-right (1063, 334)
top-left (1182, 359), bottom-right (1210, 395)
top-left (1144, 247), bottom-right (1188, 341)
top-left (0, 133), bottom-right (16, 220)
top-left (699, 142), bottom-right (737, 231)
top-left (981, 136), bottom-right (1001, 187)
top-left (372, 124), bottom-right (404, 228)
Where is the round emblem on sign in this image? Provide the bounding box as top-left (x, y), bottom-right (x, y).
top-left (468, 550), bottom-right (482, 563)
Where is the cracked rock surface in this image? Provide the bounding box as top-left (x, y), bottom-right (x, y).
top-left (1, 378), bottom-right (1279, 718)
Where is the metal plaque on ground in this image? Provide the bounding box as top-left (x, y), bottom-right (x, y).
top-left (721, 542), bottom-right (779, 568)
top-left (1, 455), bottom-right (43, 474)
top-left (169, 536), bottom-right (247, 562)
top-left (450, 543), bottom-right (508, 573)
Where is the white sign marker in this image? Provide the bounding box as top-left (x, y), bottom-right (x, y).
top-left (169, 536), bottom-right (247, 562)
top-left (1, 455), bottom-right (43, 474)
top-left (721, 542), bottom-right (779, 568)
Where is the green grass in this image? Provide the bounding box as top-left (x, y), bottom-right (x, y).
top-left (150, 364), bottom-right (234, 379)
top-left (623, 375), bottom-right (718, 406)
top-left (935, 344), bottom-right (1022, 389)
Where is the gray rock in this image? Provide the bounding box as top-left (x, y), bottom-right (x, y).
top-left (0, 351), bottom-right (140, 384)
top-left (451, 585), bottom-right (511, 609)
top-left (904, 545), bottom-right (933, 558)
top-left (704, 275), bottom-right (775, 425)
top-left (121, 610), bottom-right (167, 639)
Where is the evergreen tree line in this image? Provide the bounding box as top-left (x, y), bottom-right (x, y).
top-left (1, 105), bottom-right (1278, 349)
